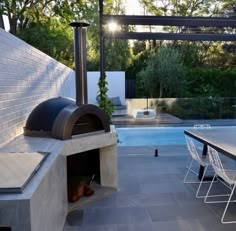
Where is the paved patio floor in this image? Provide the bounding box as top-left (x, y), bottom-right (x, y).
top-left (64, 145), bottom-right (236, 231)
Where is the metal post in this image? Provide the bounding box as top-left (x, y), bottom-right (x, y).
top-left (154, 149), bottom-right (159, 157)
top-left (69, 21), bottom-right (89, 105)
top-left (81, 27), bottom-right (88, 104)
top-left (99, 0), bottom-right (105, 80)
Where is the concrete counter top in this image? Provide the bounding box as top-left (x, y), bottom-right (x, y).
top-left (0, 128), bottom-right (118, 231)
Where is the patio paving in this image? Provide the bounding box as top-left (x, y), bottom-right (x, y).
top-left (64, 144), bottom-right (236, 231)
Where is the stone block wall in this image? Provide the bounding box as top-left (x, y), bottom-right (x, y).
top-left (0, 29), bottom-right (74, 144)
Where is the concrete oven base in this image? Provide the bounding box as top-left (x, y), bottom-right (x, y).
top-left (0, 126), bottom-right (118, 231)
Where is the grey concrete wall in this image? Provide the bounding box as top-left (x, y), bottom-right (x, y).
top-left (100, 145), bottom-right (118, 188)
top-left (30, 154), bottom-right (67, 231)
top-left (0, 135), bottom-right (67, 231)
top-left (0, 29), bottom-right (74, 144)
top-left (0, 199), bottom-right (31, 231)
top-left (0, 155), bottom-right (67, 231)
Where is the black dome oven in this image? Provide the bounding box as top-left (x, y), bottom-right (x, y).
top-left (24, 22), bottom-right (110, 140)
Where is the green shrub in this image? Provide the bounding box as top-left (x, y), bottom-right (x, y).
top-left (166, 97), bottom-right (235, 119)
top-left (185, 68), bottom-right (236, 97)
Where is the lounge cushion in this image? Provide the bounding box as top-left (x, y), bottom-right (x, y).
top-left (110, 97), bottom-right (122, 106)
top-left (115, 105), bottom-right (127, 110)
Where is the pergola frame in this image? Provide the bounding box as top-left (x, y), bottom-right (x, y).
top-left (99, 0), bottom-right (236, 78)
top-left (103, 15), bottom-right (236, 27)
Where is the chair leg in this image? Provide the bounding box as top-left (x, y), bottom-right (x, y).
top-left (204, 175), bottom-right (231, 203)
top-left (196, 165), bottom-right (209, 198)
top-left (186, 157), bottom-right (199, 176)
top-left (204, 174), bottom-right (217, 203)
top-left (183, 159), bottom-right (197, 183)
top-left (186, 156), bottom-right (191, 169)
top-left (221, 184), bottom-right (236, 224)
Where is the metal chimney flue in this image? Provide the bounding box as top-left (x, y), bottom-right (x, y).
top-left (69, 21), bottom-right (90, 105)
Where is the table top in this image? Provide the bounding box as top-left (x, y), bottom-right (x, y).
top-left (184, 127), bottom-right (236, 160)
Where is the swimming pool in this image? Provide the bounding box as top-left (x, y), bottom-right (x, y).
top-left (116, 126), bottom-right (234, 146)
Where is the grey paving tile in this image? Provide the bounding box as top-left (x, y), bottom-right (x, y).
top-left (118, 175), bottom-right (140, 185)
top-left (117, 192), bottom-right (176, 207)
top-left (118, 223), bottom-right (153, 231)
top-left (118, 218), bottom-right (210, 231)
top-left (206, 202), bottom-right (236, 223)
top-left (151, 219), bottom-right (206, 231)
top-left (185, 216), bottom-right (236, 231)
top-left (131, 192), bottom-right (176, 206)
top-left (148, 204), bottom-right (183, 222)
top-left (172, 191), bottom-right (201, 205)
top-left (80, 195), bottom-right (117, 209)
top-left (64, 145), bottom-right (236, 230)
top-left (84, 191), bottom-right (175, 209)
top-left (118, 182), bottom-right (141, 193)
top-left (82, 207), bottom-right (152, 225)
top-left (65, 210), bottom-right (83, 226)
top-left (136, 173), bottom-right (182, 184)
top-left (64, 224), bottom-right (118, 231)
top-left (139, 181), bottom-right (189, 194)
top-left (148, 202), bottom-right (216, 222)
top-left (179, 202), bottom-right (217, 220)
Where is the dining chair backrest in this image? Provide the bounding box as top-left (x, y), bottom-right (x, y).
top-left (207, 146), bottom-right (226, 180)
top-left (185, 135), bottom-right (202, 163)
top-left (192, 124), bottom-right (211, 153)
top-left (193, 124), bottom-right (211, 129)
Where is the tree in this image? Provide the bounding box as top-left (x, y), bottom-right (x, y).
top-left (105, 39), bottom-right (132, 71)
top-left (139, 0), bottom-right (235, 17)
top-left (138, 47), bottom-right (185, 98)
top-left (100, 0), bottom-right (132, 71)
top-left (18, 18), bottom-right (74, 67)
top-left (13, 0), bottom-right (100, 68)
top-left (173, 42), bottom-right (205, 67)
top-left (1, 0), bottom-right (132, 70)
top-left (1, 0), bottom-right (97, 35)
top-left (0, 16), bottom-right (4, 30)
top-left (0, 3), bottom-right (5, 29)
top-left (132, 40), bottom-right (147, 56)
top-left (1, 0), bottom-right (59, 35)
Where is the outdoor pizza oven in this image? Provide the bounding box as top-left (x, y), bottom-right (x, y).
top-left (24, 22), bottom-right (110, 140)
top-left (24, 97), bottom-right (110, 140)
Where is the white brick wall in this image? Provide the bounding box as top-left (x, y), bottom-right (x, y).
top-left (0, 29), bottom-right (74, 144)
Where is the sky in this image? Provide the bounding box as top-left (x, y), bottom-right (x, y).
top-left (125, 0), bottom-right (143, 15)
top-left (3, 0), bottom-right (143, 32)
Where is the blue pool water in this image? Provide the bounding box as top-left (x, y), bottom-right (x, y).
top-left (116, 126), bottom-right (235, 146)
top-left (117, 127), bottom-right (187, 146)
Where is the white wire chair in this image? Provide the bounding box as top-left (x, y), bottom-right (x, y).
top-left (185, 124), bottom-right (212, 171)
top-left (183, 135), bottom-right (211, 198)
top-left (193, 124), bottom-right (211, 129)
top-left (204, 146), bottom-right (236, 224)
top-left (193, 124), bottom-right (211, 151)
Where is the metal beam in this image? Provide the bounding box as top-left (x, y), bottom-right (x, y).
top-left (104, 32), bottom-right (236, 41)
top-left (103, 15), bottom-right (236, 28)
